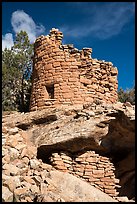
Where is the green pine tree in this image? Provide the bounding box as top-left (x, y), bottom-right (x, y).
top-left (2, 31), bottom-right (34, 112)
top-left (2, 48), bottom-right (21, 111)
top-left (12, 31), bottom-right (34, 112)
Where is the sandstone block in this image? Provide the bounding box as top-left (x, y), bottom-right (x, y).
top-left (104, 189), bottom-right (117, 194)
top-left (101, 177), bottom-right (114, 182)
top-left (105, 171), bottom-right (115, 177)
top-left (53, 62), bottom-right (60, 67)
top-left (45, 64), bottom-right (53, 70)
top-left (60, 154), bottom-right (72, 160)
top-left (84, 171), bottom-right (92, 176)
top-left (63, 159), bottom-right (72, 164)
top-left (89, 177), bottom-right (100, 182)
top-left (75, 171), bottom-right (84, 176)
top-left (114, 178), bottom-right (120, 183)
top-left (93, 169), bottom-right (104, 174)
top-left (61, 62), bottom-right (71, 66)
top-left (55, 164), bottom-right (67, 170)
top-left (104, 185), bottom-right (115, 189)
top-left (86, 157), bottom-right (97, 163)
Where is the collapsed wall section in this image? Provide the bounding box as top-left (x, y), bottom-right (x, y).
top-left (30, 28), bottom-right (118, 111)
top-left (49, 151), bottom-right (120, 198)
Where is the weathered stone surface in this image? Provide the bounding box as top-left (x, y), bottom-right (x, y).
top-left (47, 170), bottom-right (117, 202)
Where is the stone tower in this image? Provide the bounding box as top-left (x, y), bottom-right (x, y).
top-left (29, 28), bottom-right (118, 111)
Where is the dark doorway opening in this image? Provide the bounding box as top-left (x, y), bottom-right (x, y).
top-left (46, 84), bottom-right (54, 99)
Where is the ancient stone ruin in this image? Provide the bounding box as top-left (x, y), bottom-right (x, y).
top-left (2, 28), bottom-right (135, 202)
top-left (49, 151), bottom-right (120, 197)
top-left (30, 28), bottom-right (118, 111)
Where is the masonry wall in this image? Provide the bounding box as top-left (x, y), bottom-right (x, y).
top-left (30, 28), bottom-right (118, 111)
top-left (49, 151), bottom-right (120, 198)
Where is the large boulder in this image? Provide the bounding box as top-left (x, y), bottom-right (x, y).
top-left (46, 170), bottom-right (117, 202)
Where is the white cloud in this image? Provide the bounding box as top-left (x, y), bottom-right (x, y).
top-left (60, 2), bottom-right (135, 40)
top-left (2, 33), bottom-right (14, 50)
top-left (2, 10), bottom-right (46, 50)
top-left (11, 10), bottom-right (45, 43)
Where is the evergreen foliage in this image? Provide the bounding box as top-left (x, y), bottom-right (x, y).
top-left (118, 86), bottom-right (135, 104)
top-left (2, 31), bottom-right (34, 112)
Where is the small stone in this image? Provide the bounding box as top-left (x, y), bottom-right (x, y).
top-left (15, 143), bottom-right (27, 151)
top-left (83, 110), bottom-right (95, 117)
top-left (6, 136), bottom-right (18, 147)
top-left (40, 182), bottom-right (48, 194)
top-left (2, 186), bottom-right (13, 202)
top-left (3, 164), bottom-right (20, 176)
top-left (8, 127), bottom-right (19, 135)
top-left (20, 181), bottom-right (32, 190)
top-left (2, 126), bottom-right (8, 133)
top-left (20, 146), bottom-right (37, 159)
top-left (32, 175), bottom-right (42, 186)
top-left (23, 176), bottom-right (36, 185)
top-left (14, 187), bottom-right (28, 196)
top-left (40, 170), bottom-right (50, 180)
top-left (3, 176), bottom-right (21, 192)
top-left (30, 184), bottom-right (40, 194)
top-left (22, 156), bottom-right (30, 165)
top-left (2, 147), bottom-right (8, 157)
top-left (25, 196), bottom-right (32, 202)
top-left (40, 163), bottom-right (53, 171)
top-left (2, 134), bottom-right (6, 145)
top-left (57, 198), bottom-right (65, 202)
top-left (29, 159), bottom-right (41, 169)
top-left (9, 148), bottom-right (20, 160)
top-left (2, 174), bottom-right (10, 181)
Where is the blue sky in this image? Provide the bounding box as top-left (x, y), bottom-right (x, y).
top-left (2, 2), bottom-right (135, 90)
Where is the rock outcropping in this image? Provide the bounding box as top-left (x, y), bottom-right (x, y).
top-left (2, 102), bottom-right (135, 202)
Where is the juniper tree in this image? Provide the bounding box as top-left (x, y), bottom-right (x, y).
top-left (2, 31), bottom-right (34, 112)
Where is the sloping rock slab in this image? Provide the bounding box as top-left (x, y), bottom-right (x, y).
top-left (48, 170), bottom-right (118, 202)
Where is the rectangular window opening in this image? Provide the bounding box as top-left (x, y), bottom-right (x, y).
top-left (46, 84), bottom-right (54, 99)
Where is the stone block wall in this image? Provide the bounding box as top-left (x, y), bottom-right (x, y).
top-left (49, 151), bottom-right (120, 198)
top-left (30, 28), bottom-right (118, 111)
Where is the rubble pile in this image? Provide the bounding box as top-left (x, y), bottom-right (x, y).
top-left (2, 102), bottom-right (135, 202)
